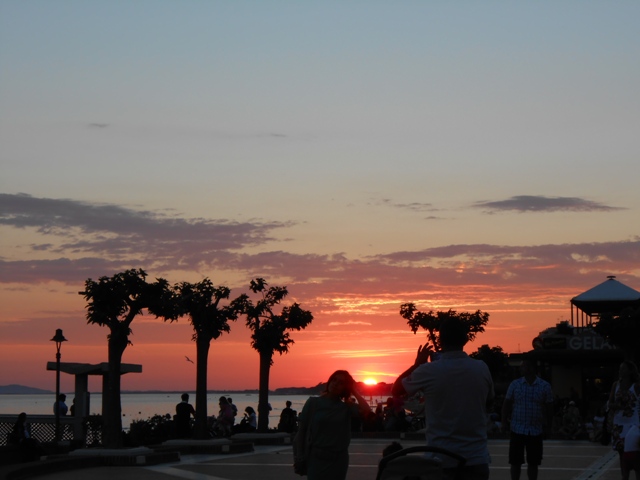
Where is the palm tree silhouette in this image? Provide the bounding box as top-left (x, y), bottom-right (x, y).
top-left (79, 268), bottom-right (178, 447)
top-left (175, 279), bottom-right (243, 438)
top-left (237, 278), bottom-right (313, 432)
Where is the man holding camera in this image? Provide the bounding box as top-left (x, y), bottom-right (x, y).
top-left (392, 317), bottom-right (495, 480)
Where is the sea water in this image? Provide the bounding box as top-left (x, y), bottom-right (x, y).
top-left (0, 392), bottom-right (313, 429)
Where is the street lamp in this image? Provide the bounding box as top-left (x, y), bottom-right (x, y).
top-left (51, 329), bottom-right (67, 441)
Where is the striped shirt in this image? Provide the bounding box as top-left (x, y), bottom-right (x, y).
top-left (505, 376), bottom-right (553, 436)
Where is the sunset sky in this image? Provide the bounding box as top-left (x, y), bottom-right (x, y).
top-left (1, 1), bottom-right (639, 394)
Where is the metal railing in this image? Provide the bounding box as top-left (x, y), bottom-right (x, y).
top-left (0, 415), bottom-right (102, 447)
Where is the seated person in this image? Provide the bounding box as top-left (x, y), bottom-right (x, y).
top-left (559, 401), bottom-right (582, 439)
top-left (234, 406), bottom-right (257, 433)
top-left (216, 396), bottom-right (234, 436)
top-left (383, 397), bottom-right (408, 432)
top-left (278, 400), bottom-right (298, 432)
top-left (174, 393), bottom-right (196, 438)
top-left (9, 413), bottom-right (44, 461)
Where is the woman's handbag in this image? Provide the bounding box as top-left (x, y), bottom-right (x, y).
top-left (293, 397), bottom-right (317, 476)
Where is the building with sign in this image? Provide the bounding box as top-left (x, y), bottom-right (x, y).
top-left (514, 276), bottom-right (640, 417)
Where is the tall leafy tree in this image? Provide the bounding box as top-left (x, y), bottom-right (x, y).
top-left (174, 279), bottom-right (243, 439)
top-left (79, 268), bottom-right (178, 447)
top-left (400, 303), bottom-right (489, 351)
top-left (237, 278), bottom-right (313, 432)
top-left (469, 344), bottom-right (510, 379)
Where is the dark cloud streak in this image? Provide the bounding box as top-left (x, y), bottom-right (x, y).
top-left (0, 193), bottom-right (287, 240)
top-left (0, 193), bottom-right (292, 270)
top-left (473, 195), bottom-right (623, 213)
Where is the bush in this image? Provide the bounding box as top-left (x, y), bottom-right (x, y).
top-left (127, 414), bottom-right (174, 446)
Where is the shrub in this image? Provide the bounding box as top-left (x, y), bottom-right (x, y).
top-left (127, 414), bottom-right (174, 446)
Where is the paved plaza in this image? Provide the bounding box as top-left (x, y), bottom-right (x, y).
top-left (23, 438), bottom-right (622, 480)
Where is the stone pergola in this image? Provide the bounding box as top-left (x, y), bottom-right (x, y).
top-left (45, 362), bottom-right (141, 440)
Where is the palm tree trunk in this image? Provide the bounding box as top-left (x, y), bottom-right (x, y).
top-left (257, 352), bottom-right (272, 432)
top-left (194, 338), bottom-right (210, 439)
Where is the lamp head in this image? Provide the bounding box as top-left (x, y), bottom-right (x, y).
top-left (51, 329), bottom-right (67, 347)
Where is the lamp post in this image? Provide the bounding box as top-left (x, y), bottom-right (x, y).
top-left (51, 329), bottom-right (67, 441)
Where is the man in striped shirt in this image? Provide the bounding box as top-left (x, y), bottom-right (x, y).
top-left (501, 357), bottom-right (554, 480)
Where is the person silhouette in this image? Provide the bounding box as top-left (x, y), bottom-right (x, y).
top-left (53, 394), bottom-right (68, 416)
top-left (294, 370), bottom-right (370, 479)
top-left (9, 413), bottom-right (44, 461)
top-left (174, 393), bottom-right (196, 438)
top-left (392, 317), bottom-right (494, 480)
top-left (234, 406), bottom-right (257, 433)
top-left (216, 396), bottom-right (234, 436)
top-left (502, 358), bottom-right (554, 480)
top-left (278, 400), bottom-right (298, 433)
top-left (608, 361), bottom-right (640, 480)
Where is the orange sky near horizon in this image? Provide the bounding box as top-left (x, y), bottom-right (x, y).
top-left (0, 281), bottom-right (571, 393)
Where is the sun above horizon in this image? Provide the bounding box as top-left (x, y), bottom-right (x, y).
top-left (363, 378), bottom-right (378, 385)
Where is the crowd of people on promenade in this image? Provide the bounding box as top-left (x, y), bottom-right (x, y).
top-left (291, 317), bottom-right (640, 480)
top-left (6, 319), bottom-right (639, 479)
top-left (294, 319), bottom-right (640, 480)
top-left (172, 394), bottom-right (300, 439)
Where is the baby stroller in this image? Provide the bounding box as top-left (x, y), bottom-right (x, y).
top-left (376, 445), bottom-right (466, 480)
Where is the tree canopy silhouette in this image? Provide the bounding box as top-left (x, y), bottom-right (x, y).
top-left (237, 278), bottom-right (313, 432)
top-left (400, 303), bottom-right (489, 351)
top-left (79, 268), bottom-right (178, 447)
top-left (469, 344), bottom-right (510, 379)
top-left (173, 278), bottom-right (244, 438)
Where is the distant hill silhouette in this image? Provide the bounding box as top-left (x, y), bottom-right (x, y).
top-left (275, 382), bottom-right (393, 397)
top-left (0, 382), bottom-right (393, 396)
top-left (0, 384), bottom-right (53, 394)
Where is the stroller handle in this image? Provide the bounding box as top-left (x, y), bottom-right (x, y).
top-left (377, 445), bottom-right (467, 480)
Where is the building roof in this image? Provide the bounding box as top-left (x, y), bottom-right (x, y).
top-left (571, 276), bottom-right (640, 316)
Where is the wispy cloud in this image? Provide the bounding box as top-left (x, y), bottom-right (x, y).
top-left (473, 195), bottom-right (623, 213)
top-left (83, 121), bottom-right (294, 139)
top-left (324, 348), bottom-right (414, 358)
top-left (374, 198), bottom-right (436, 213)
top-left (327, 320), bottom-right (372, 326)
top-left (1, 193), bottom-right (639, 318)
top-left (0, 193), bottom-right (292, 279)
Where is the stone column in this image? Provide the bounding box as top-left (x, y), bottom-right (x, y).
top-left (73, 373), bottom-right (89, 441)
